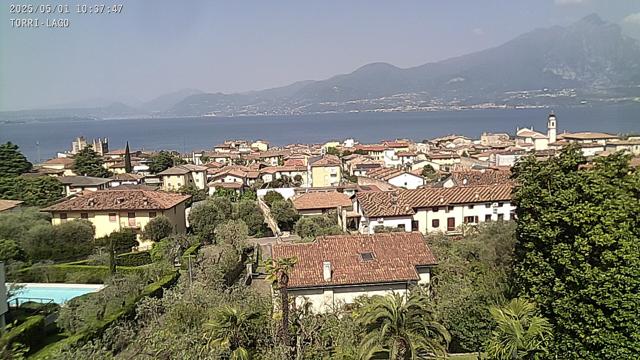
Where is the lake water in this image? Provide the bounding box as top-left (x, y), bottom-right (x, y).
top-left (1, 106), bottom-right (639, 161)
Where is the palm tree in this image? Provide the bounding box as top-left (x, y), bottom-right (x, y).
top-left (207, 305), bottom-right (260, 360)
top-left (265, 256), bottom-right (298, 348)
top-left (485, 298), bottom-right (551, 360)
top-left (357, 291), bottom-right (450, 359)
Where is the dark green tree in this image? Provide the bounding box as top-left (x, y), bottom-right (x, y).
top-left (262, 190), bottom-right (284, 206)
top-left (124, 141), bottom-right (133, 173)
top-left (149, 151), bottom-right (185, 174)
top-left (142, 215), bottom-right (174, 242)
top-left (512, 146), bottom-right (640, 359)
top-left (188, 197), bottom-right (233, 243)
top-left (23, 220), bottom-right (95, 261)
top-left (0, 142), bottom-right (32, 176)
top-left (233, 199), bottom-right (267, 236)
top-left (72, 146), bottom-right (111, 177)
top-left (0, 176), bottom-right (63, 206)
top-left (270, 200), bottom-right (299, 231)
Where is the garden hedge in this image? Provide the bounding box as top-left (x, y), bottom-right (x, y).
top-left (30, 271), bottom-right (180, 359)
top-left (115, 251), bottom-right (152, 267)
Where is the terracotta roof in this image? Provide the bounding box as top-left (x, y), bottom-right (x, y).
top-left (0, 200), bottom-right (23, 212)
top-left (260, 166), bottom-right (307, 174)
top-left (310, 155), bottom-right (341, 167)
top-left (111, 173), bottom-right (143, 181)
top-left (428, 153), bottom-right (460, 160)
top-left (292, 192), bottom-right (352, 210)
top-left (283, 158), bottom-right (306, 167)
top-left (209, 181), bottom-right (244, 189)
top-left (42, 189), bottom-right (190, 212)
top-left (59, 176), bottom-right (111, 187)
top-left (448, 170), bottom-right (513, 187)
top-left (562, 132), bottom-right (619, 140)
top-left (366, 167), bottom-right (417, 181)
top-left (42, 157), bottom-right (74, 166)
top-left (157, 164), bottom-right (208, 176)
top-left (356, 184), bottom-right (513, 217)
top-left (355, 145), bottom-right (386, 152)
top-left (273, 232), bottom-right (436, 288)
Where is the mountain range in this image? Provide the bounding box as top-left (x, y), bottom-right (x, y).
top-left (2, 14), bottom-right (639, 121)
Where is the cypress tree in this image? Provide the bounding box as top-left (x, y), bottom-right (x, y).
top-left (124, 141), bottom-right (133, 173)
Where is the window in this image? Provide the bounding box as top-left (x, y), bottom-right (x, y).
top-left (464, 216), bottom-right (478, 224)
top-left (498, 213), bottom-right (504, 221)
top-left (360, 252), bottom-right (375, 261)
top-left (397, 224), bottom-right (406, 230)
top-left (109, 213), bottom-right (117, 222)
top-left (446, 206), bottom-right (454, 213)
top-left (498, 202), bottom-right (504, 207)
top-left (485, 203), bottom-right (491, 208)
top-left (411, 220), bottom-right (419, 231)
top-left (60, 213), bottom-right (67, 221)
top-left (447, 217), bottom-right (455, 232)
top-left (485, 214), bottom-right (492, 222)
top-left (432, 219), bottom-right (440, 228)
top-left (128, 212), bottom-right (136, 227)
top-left (80, 213), bottom-right (88, 219)
top-left (432, 207), bottom-right (440, 212)
top-left (468, 205), bottom-right (474, 209)
top-left (149, 212), bottom-right (157, 218)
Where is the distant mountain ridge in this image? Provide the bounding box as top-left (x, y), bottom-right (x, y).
top-left (168, 14), bottom-right (640, 116)
top-left (2, 14), bottom-right (639, 121)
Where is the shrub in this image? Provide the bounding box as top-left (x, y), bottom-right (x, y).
top-left (142, 216), bottom-right (174, 242)
top-left (214, 219), bottom-right (249, 250)
top-left (95, 228), bottom-right (138, 254)
top-left (23, 220), bottom-right (95, 262)
top-left (294, 215), bottom-right (343, 239)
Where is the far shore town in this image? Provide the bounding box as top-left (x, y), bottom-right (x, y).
top-left (26, 113), bottom-right (639, 240)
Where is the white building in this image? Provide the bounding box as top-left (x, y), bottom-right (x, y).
top-left (515, 114), bottom-right (558, 151)
top-left (355, 184), bottom-right (515, 234)
top-left (359, 167), bottom-right (425, 190)
top-left (271, 232), bottom-right (436, 314)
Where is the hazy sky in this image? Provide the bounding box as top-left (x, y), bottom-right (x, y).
top-left (1, 0), bottom-right (640, 111)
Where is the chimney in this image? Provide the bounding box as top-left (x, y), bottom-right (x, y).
top-left (323, 261), bottom-right (332, 282)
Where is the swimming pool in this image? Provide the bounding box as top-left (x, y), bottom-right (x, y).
top-left (8, 283), bottom-right (104, 304)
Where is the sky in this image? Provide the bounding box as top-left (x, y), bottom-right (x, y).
top-left (1, 0), bottom-right (640, 111)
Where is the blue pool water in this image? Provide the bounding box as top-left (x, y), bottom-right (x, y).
top-left (8, 284), bottom-right (104, 304)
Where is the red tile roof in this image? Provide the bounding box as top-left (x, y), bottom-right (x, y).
top-left (42, 189), bottom-right (190, 212)
top-left (356, 184), bottom-right (513, 217)
top-left (0, 200), bottom-right (23, 212)
top-left (42, 157), bottom-right (74, 166)
top-left (366, 167), bottom-right (418, 181)
top-left (292, 192), bottom-right (352, 210)
top-left (273, 232), bottom-right (436, 288)
top-left (448, 169), bottom-right (513, 187)
top-left (310, 155), bottom-right (341, 167)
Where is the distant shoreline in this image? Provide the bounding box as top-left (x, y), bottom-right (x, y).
top-left (4, 102), bottom-right (638, 124)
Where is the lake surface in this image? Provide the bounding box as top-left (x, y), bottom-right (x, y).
top-left (1, 106), bottom-right (639, 161)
